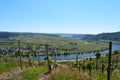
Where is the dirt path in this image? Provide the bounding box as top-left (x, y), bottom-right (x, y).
top-left (39, 73), bottom-right (48, 80)
top-left (38, 64), bottom-right (72, 80)
top-left (0, 67), bottom-right (27, 80)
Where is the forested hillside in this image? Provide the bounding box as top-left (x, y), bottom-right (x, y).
top-left (82, 31), bottom-right (120, 41)
top-left (0, 32), bottom-right (59, 39)
top-left (0, 32), bottom-right (19, 38)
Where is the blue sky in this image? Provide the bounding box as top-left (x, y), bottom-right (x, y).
top-left (0, 0), bottom-right (120, 34)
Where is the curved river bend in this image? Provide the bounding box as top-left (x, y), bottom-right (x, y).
top-left (34, 44), bottom-right (120, 60)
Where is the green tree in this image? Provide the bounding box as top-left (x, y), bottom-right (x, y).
top-left (95, 52), bottom-right (101, 59)
top-left (114, 50), bottom-right (120, 55)
top-left (95, 52), bottom-right (101, 70)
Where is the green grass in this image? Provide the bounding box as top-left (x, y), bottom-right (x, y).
top-left (20, 66), bottom-right (47, 80)
top-left (0, 60), bottom-right (19, 74)
top-left (90, 70), bottom-right (107, 80)
top-left (86, 69), bottom-right (120, 80)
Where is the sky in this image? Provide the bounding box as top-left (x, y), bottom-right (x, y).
top-left (0, 0), bottom-right (120, 34)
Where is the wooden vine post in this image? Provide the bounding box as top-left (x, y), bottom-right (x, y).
top-left (38, 51), bottom-right (40, 66)
top-left (107, 41), bottom-right (112, 80)
top-left (76, 55), bottom-right (78, 68)
top-left (45, 44), bottom-right (51, 73)
top-left (18, 40), bottom-right (22, 70)
top-left (83, 58), bottom-right (85, 72)
top-left (116, 55), bottom-right (118, 65)
top-left (89, 57), bottom-right (92, 76)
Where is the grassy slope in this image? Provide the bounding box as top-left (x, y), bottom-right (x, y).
top-left (20, 66), bottom-right (47, 80)
top-left (0, 60), bottom-right (19, 74)
top-left (48, 66), bottom-right (91, 80)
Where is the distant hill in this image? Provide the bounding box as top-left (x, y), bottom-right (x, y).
top-left (1, 31), bottom-right (120, 42)
top-left (82, 31), bottom-right (120, 42)
top-left (0, 32), bottom-right (90, 40)
top-left (0, 32), bottom-right (19, 38)
top-left (0, 32), bottom-right (59, 39)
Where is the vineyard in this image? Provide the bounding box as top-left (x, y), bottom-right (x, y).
top-left (0, 34), bottom-right (120, 80)
top-left (1, 0), bottom-right (120, 79)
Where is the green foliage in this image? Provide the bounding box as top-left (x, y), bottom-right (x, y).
top-left (20, 66), bottom-right (47, 80)
top-left (0, 60), bottom-right (19, 74)
top-left (91, 70), bottom-right (107, 80)
top-left (95, 52), bottom-right (101, 59)
top-left (113, 50), bottom-right (120, 55)
top-left (86, 62), bottom-right (92, 70)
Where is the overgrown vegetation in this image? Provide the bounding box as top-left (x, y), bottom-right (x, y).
top-left (20, 66), bottom-right (47, 80)
top-left (69, 50), bottom-right (120, 80)
top-left (0, 60), bottom-right (19, 74)
top-left (48, 66), bottom-right (91, 80)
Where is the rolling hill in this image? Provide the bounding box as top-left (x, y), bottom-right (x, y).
top-left (0, 32), bottom-right (59, 39)
top-left (0, 31), bottom-right (108, 53)
top-left (82, 31), bottom-right (120, 42)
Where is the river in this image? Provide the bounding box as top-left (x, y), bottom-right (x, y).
top-left (34, 44), bottom-right (120, 60)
